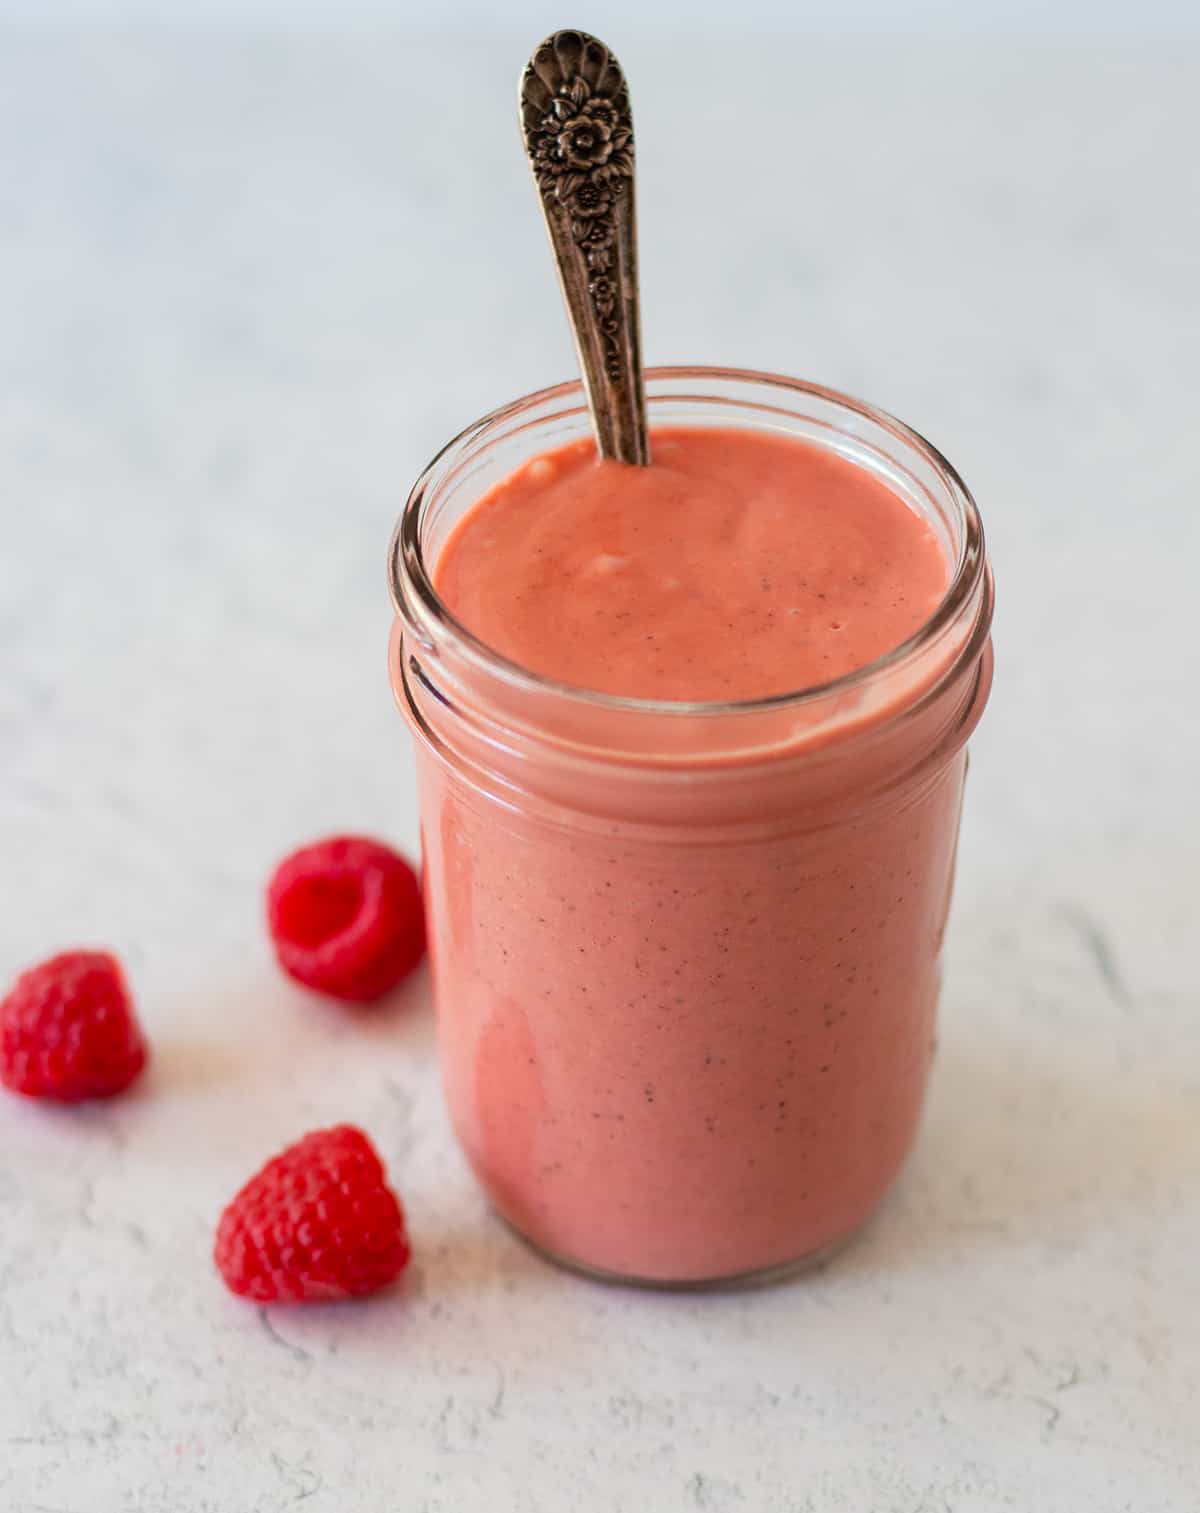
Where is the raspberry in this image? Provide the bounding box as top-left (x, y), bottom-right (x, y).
top-left (0, 950), bottom-right (148, 1101)
top-left (214, 1125), bottom-right (411, 1303)
top-left (267, 836), bottom-right (425, 1004)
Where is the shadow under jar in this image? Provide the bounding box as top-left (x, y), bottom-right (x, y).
top-left (389, 367), bottom-right (994, 1287)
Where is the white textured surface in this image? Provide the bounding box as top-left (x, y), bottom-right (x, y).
top-left (2, 26), bottom-right (1199, 1513)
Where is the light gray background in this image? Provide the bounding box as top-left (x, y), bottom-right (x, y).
top-left (1, 11), bottom-right (1198, 1513)
top-left (3, 0), bottom-right (1200, 30)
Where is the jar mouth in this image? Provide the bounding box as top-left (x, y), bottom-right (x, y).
top-left (389, 365), bottom-right (989, 719)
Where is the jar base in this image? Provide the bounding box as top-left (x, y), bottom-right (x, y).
top-left (498, 1214), bottom-right (861, 1292)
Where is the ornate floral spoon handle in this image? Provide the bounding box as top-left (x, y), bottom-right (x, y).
top-left (520, 30), bottom-right (650, 466)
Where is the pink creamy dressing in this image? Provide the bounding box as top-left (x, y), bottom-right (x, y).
top-left (421, 425), bottom-right (962, 1280)
top-left (436, 427), bottom-right (947, 702)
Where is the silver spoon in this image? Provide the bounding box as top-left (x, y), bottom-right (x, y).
top-left (519, 29), bottom-right (650, 466)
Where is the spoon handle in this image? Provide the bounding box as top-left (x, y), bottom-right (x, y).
top-left (519, 30), bottom-right (650, 466)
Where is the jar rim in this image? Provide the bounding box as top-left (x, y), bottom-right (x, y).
top-left (389, 365), bottom-right (989, 719)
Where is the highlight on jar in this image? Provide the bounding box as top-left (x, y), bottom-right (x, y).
top-left (388, 30), bottom-right (994, 1289)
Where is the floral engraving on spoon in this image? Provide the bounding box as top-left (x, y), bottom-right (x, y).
top-left (521, 32), bottom-right (635, 382)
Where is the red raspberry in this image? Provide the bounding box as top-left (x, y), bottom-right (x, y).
top-left (0, 950), bottom-right (148, 1101)
top-left (214, 1125), bottom-right (411, 1303)
top-left (267, 836), bottom-right (425, 1004)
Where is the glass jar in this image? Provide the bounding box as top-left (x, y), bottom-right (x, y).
top-left (389, 367), bottom-right (993, 1287)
